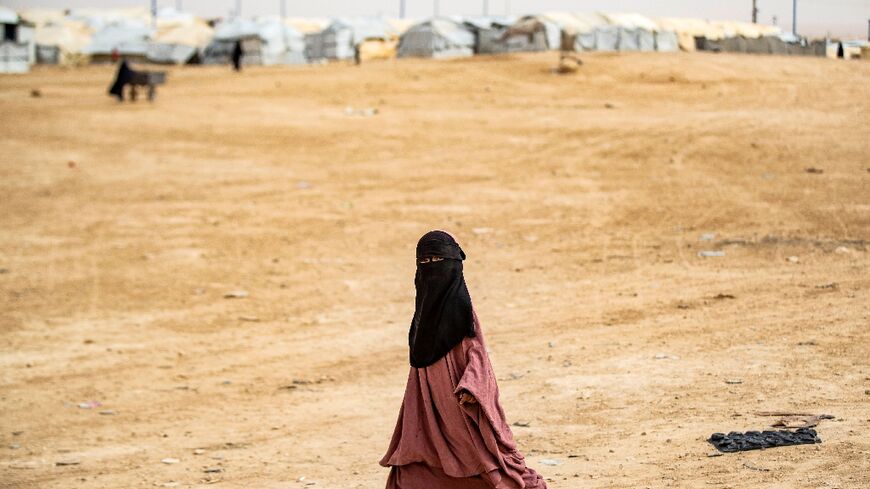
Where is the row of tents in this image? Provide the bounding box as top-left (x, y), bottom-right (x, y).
top-left (2, 6), bottom-right (860, 73)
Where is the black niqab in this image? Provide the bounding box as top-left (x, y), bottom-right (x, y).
top-left (409, 231), bottom-right (475, 368)
top-left (108, 60), bottom-right (134, 100)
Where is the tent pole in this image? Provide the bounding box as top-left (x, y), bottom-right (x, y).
top-left (752, 0), bottom-right (758, 23)
top-left (151, 0), bottom-right (157, 28)
top-left (792, 0), bottom-right (797, 35)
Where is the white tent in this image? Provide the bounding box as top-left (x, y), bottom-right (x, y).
top-left (147, 8), bottom-right (213, 64)
top-left (204, 17), bottom-right (306, 66)
top-left (67, 7), bottom-right (152, 32)
top-left (397, 18), bottom-right (476, 59)
top-left (82, 20), bottom-right (152, 62)
top-left (305, 18), bottom-right (399, 61)
top-left (1, 7), bottom-right (36, 73)
top-left (34, 19), bottom-right (92, 65)
top-left (461, 16), bottom-right (517, 54)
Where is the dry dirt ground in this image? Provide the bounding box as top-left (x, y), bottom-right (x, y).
top-left (1, 52), bottom-right (868, 489)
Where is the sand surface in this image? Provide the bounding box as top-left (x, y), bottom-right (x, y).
top-left (1, 52), bottom-right (868, 488)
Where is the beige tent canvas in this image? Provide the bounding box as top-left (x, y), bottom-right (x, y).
top-left (34, 19), bottom-right (92, 65)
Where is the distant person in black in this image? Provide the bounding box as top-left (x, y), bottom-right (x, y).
top-left (108, 59), bottom-right (134, 101)
top-left (836, 42), bottom-right (845, 59)
top-left (232, 40), bottom-right (243, 71)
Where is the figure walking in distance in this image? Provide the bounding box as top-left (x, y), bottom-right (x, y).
top-left (232, 40), bottom-right (244, 71)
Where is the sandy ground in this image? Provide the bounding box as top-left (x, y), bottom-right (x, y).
top-left (0, 52), bottom-right (868, 489)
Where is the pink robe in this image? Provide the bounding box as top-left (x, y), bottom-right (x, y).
top-left (380, 311), bottom-right (547, 489)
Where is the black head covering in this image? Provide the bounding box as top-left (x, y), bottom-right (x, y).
top-left (409, 231), bottom-right (475, 368)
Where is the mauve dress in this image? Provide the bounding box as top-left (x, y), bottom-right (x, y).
top-left (380, 311), bottom-right (547, 489)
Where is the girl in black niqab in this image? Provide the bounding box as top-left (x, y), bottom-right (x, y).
top-left (409, 230), bottom-right (475, 368)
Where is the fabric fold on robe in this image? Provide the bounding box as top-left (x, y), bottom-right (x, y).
top-left (381, 310), bottom-right (547, 489)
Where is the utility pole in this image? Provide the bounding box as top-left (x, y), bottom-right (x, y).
top-left (792, 0), bottom-right (797, 35)
top-left (399, 0), bottom-right (406, 19)
top-left (752, 0), bottom-right (758, 23)
top-left (151, 0), bottom-right (157, 27)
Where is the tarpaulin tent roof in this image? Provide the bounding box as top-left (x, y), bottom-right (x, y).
top-left (153, 19), bottom-right (213, 48)
top-left (67, 7), bottom-right (152, 31)
top-left (322, 17), bottom-right (400, 43)
top-left (284, 17), bottom-right (330, 34)
top-left (213, 16), bottom-right (303, 44)
top-left (539, 12), bottom-right (609, 35)
top-left (655, 17), bottom-right (724, 40)
top-left (35, 20), bottom-right (92, 53)
top-left (713, 21), bottom-right (781, 39)
top-left (461, 15), bottom-right (517, 30)
top-left (0, 6), bottom-right (19, 24)
top-left (19, 8), bottom-right (66, 27)
top-left (82, 21), bottom-right (152, 55)
top-left (602, 13), bottom-right (660, 32)
top-left (398, 17), bottom-right (475, 58)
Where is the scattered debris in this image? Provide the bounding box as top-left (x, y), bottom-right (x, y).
top-left (654, 353), bottom-right (679, 360)
top-left (194, 449), bottom-right (206, 455)
top-left (223, 290), bottom-right (249, 299)
top-left (699, 233), bottom-right (717, 242)
top-left (238, 315), bottom-right (260, 322)
top-left (815, 283), bottom-right (838, 290)
top-left (555, 54), bottom-right (582, 74)
top-left (805, 167), bottom-right (824, 174)
top-left (770, 415), bottom-right (833, 429)
top-left (99, 410), bottom-right (117, 416)
top-left (709, 428), bottom-right (821, 453)
top-left (0, 268), bottom-right (8, 274)
top-left (513, 421), bottom-right (531, 427)
top-left (9, 443), bottom-right (20, 449)
top-left (344, 106), bottom-right (378, 117)
top-left (742, 462), bottom-right (770, 472)
top-left (724, 379), bottom-right (743, 385)
top-left (471, 227), bottom-right (493, 235)
top-left (706, 452), bottom-right (723, 457)
top-left (55, 460), bottom-right (81, 466)
top-left (77, 400), bottom-right (102, 409)
top-left (755, 412), bottom-right (834, 429)
top-left (159, 483), bottom-right (180, 488)
top-left (68, 160), bottom-right (77, 169)
top-left (539, 458), bottom-right (561, 466)
top-left (834, 246), bottom-right (850, 254)
top-left (796, 340), bottom-right (817, 346)
top-left (713, 293), bottom-right (736, 300)
top-left (203, 467), bottom-right (223, 473)
top-left (31, 89), bottom-right (42, 98)
top-left (697, 250), bottom-right (725, 258)
top-left (786, 256), bottom-right (800, 263)
top-left (161, 458), bottom-right (180, 465)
